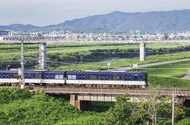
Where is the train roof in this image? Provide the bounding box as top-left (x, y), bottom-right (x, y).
top-left (66, 71), bottom-right (147, 74)
top-left (0, 70), bottom-right (45, 73)
top-left (0, 70), bottom-right (147, 74)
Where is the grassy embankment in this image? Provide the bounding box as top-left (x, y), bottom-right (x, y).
top-left (0, 43), bottom-right (190, 65)
top-left (0, 43), bottom-right (190, 88)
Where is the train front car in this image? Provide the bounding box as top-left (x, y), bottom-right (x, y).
top-left (66, 71), bottom-right (148, 89)
top-left (0, 70), bottom-right (66, 87)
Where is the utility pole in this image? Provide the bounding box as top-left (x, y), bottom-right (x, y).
top-left (20, 40), bottom-right (25, 89)
top-left (172, 85), bottom-right (176, 125)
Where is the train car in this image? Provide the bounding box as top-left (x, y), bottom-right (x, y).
top-left (24, 70), bottom-right (43, 85)
top-left (66, 71), bottom-right (148, 88)
top-left (0, 70), bottom-right (44, 86)
top-left (41, 71), bottom-right (65, 85)
top-left (0, 70), bottom-right (66, 86)
top-left (0, 70), bottom-right (148, 88)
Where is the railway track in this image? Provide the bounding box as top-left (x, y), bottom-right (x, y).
top-left (1, 86), bottom-right (190, 97)
top-left (29, 87), bottom-right (190, 96)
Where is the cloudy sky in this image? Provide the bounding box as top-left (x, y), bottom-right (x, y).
top-left (0, 0), bottom-right (190, 26)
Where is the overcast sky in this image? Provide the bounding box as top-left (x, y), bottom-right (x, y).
top-left (0, 0), bottom-right (190, 26)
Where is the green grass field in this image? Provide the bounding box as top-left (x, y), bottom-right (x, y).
top-left (0, 43), bottom-right (190, 88)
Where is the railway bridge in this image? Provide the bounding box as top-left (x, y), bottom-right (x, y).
top-left (32, 87), bottom-right (190, 110)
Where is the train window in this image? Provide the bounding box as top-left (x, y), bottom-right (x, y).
top-left (55, 75), bottom-right (64, 79)
top-left (55, 75), bottom-right (59, 79)
top-left (86, 75), bottom-right (99, 80)
top-left (49, 74), bottom-right (52, 79)
top-left (101, 75), bottom-right (105, 80)
top-left (111, 75), bottom-right (122, 80)
top-left (3, 74), bottom-right (8, 78)
top-left (105, 76), bottom-right (108, 80)
top-left (144, 75), bottom-right (148, 82)
top-left (24, 74), bottom-right (30, 78)
top-left (134, 75), bottom-right (138, 81)
top-left (11, 74), bottom-right (19, 78)
top-left (79, 75), bottom-right (82, 79)
top-left (68, 75), bottom-right (76, 80)
top-left (33, 74), bottom-right (42, 79)
top-left (86, 75), bottom-right (90, 79)
top-left (125, 76), bottom-right (127, 80)
top-left (128, 76), bottom-right (131, 80)
top-left (139, 76), bottom-right (143, 81)
top-left (60, 75), bottom-right (63, 79)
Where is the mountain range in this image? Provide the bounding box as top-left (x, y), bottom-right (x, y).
top-left (1, 9), bottom-right (190, 33)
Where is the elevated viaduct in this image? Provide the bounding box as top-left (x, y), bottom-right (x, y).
top-left (32, 87), bottom-right (190, 110)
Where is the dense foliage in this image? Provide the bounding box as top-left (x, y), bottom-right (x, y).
top-left (0, 88), bottom-right (104, 125)
top-left (0, 88), bottom-right (190, 124)
top-left (105, 92), bottom-right (190, 125)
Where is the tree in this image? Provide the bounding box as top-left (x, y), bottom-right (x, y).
top-left (105, 94), bottom-right (147, 125)
top-left (105, 94), bottom-right (132, 125)
top-left (105, 89), bottom-right (176, 125)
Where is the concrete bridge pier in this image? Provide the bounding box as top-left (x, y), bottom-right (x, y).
top-left (140, 41), bottom-right (146, 61)
top-left (39, 42), bottom-right (46, 70)
top-left (70, 95), bottom-right (91, 110)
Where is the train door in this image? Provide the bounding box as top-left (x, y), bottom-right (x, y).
top-left (144, 73), bottom-right (148, 87)
top-left (101, 75), bottom-right (106, 88)
top-left (79, 74), bottom-right (85, 87)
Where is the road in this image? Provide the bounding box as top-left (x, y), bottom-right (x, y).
top-left (112, 58), bottom-right (190, 79)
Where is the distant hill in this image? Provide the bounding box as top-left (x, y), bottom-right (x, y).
top-left (1, 9), bottom-right (190, 33)
top-left (0, 24), bottom-right (40, 32)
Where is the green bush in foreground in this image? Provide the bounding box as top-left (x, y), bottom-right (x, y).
top-left (0, 88), bottom-right (189, 124)
top-left (0, 88), bottom-right (104, 125)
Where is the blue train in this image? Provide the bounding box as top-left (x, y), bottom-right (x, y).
top-left (0, 70), bottom-right (148, 88)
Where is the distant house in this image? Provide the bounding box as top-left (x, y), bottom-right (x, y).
top-left (0, 30), bottom-right (10, 36)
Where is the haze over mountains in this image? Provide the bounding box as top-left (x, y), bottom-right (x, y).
top-left (1, 9), bottom-right (190, 33)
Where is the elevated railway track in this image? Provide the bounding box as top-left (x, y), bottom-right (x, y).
top-left (1, 86), bottom-right (190, 97)
top-left (32, 87), bottom-right (190, 96)
top-left (1, 86), bottom-right (190, 110)
top-left (1, 36), bottom-right (190, 44)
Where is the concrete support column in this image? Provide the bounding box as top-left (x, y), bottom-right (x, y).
top-left (70, 94), bottom-right (81, 110)
top-left (140, 41), bottom-right (146, 61)
top-left (39, 42), bottom-right (46, 70)
top-left (70, 95), bottom-right (76, 107)
top-left (70, 94), bottom-right (91, 110)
